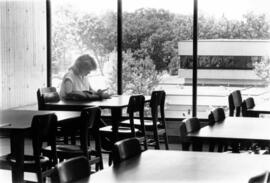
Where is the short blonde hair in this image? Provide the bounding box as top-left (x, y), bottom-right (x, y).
top-left (70, 54), bottom-right (97, 74)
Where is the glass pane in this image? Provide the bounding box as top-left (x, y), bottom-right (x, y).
top-left (196, 0), bottom-right (270, 118)
top-left (122, 0), bottom-right (193, 118)
top-left (51, 0), bottom-right (117, 94)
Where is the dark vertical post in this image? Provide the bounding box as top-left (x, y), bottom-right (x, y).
top-left (46, 0), bottom-right (51, 87)
top-left (192, 0), bottom-right (198, 117)
top-left (117, 0), bottom-right (122, 95)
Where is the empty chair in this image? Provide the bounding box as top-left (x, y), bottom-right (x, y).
top-left (121, 90), bottom-right (169, 150)
top-left (6, 114), bottom-right (58, 183)
top-left (248, 171), bottom-right (270, 183)
top-left (145, 90), bottom-right (169, 150)
top-left (112, 138), bottom-right (142, 164)
top-left (179, 117), bottom-right (202, 151)
top-left (228, 90), bottom-right (242, 117)
top-left (51, 156), bottom-right (90, 183)
top-left (208, 108), bottom-right (226, 152)
top-left (208, 107), bottom-right (225, 126)
top-left (37, 87), bottom-right (60, 110)
top-left (100, 95), bottom-right (147, 165)
top-left (43, 107), bottom-right (103, 171)
top-left (242, 97), bottom-right (257, 117)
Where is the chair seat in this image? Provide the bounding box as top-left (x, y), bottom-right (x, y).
top-left (99, 125), bottom-right (140, 134)
top-left (43, 145), bottom-right (96, 156)
top-left (8, 154), bottom-right (50, 167)
top-left (120, 119), bottom-right (161, 128)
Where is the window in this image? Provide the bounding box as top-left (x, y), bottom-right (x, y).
top-left (196, 0), bottom-right (270, 118)
top-left (51, 0), bottom-right (117, 94)
top-left (122, 0), bottom-right (193, 118)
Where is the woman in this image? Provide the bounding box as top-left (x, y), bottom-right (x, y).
top-left (60, 54), bottom-right (110, 100)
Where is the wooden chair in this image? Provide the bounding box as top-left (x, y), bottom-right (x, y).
top-left (43, 107), bottom-right (103, 171)
top-left (179, 117), bottom-right (202, 151)
top-left (248, 171), bottom-right (270, 183)
top-left (112, 138), bottom-right (142, 164)
top-left (228, 90), bottom-right (242, 117)
top-left (99, 95), bottom-right (148, 165)
top-left (5, 114), bottom-right (58, 183)
top-left (121, 91), bottom-right (169, 150)
top-left (242, 97), bottom-right (257, 117)
top-left (208, 108), bottom-right (226, 152)
top-left (51, 156), bottom-right (90, 183)
top-left (37, 87), bottom-right (60, 110)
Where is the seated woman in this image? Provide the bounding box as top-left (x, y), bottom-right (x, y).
top-left (59, 54), bottom-right (110, 101)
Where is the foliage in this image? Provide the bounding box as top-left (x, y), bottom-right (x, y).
top-left (108, 50), bottom-right (160, 95)
top-left (253, 56), bottom-right (270, 84)
top-left (52, 5), bottom-right (270, 91)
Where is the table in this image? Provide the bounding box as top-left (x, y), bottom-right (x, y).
top-left (188, 116), bottom-right (270, 152)
top-left (248, 102), bottom-right (270, 116)
top-left (76, 150), bottom-right (270, 182)
top-left (0, 110), bottom-right (81, 183)
top-left (46, 95), bottom-right (151, 141)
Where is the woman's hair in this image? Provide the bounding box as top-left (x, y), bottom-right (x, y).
top-left (70, 54), bottom-right (97, 75)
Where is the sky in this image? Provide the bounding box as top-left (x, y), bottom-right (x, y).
top-left (52, 0), bottom-right (270, 19)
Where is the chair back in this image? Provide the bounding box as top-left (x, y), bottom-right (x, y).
top-left (242, 97), bottom-right (256, 117)
top-left (61, 107), bottom-right (101, 157)
top-left (183, 117), bottom-right (200, 133)
top-left (228, 90), bottom-right (242, 116)
top-left (31, 113), bottom-right (58, 165)
top-left (126, 95), bottom-right (146, 136)
top-left (248, 171), bottom-right (270, 183)
top-left (150, 90), bottom-right (166, 127)
top-left (112, 138), bottom-right (141, 164)
top-left (179, 123), bottom-right (189, 151)
top-left (51, 156), bottom-right (90, 183)
top-left (179, 118), bottom-right (202, 151)
top-left (37, 87), bottom-right (60, 110)
top-left (208, 108), bottom-right (225, 125)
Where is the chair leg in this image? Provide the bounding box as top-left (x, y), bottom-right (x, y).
top-left (108, 153), bottom-right (113, 166)
top-left (163, 133), bottom-right (169, 150)
top-left (153, 131), bottom-right (160, 149)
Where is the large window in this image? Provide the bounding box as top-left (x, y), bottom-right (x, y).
top-left (122, 0), bottom-right (193, 118)
top-left (195, 0), bottom-right (270, 118)
top-left (49, 0), bottom-right (270, 119)
top-left (51, 0), bottom-right (117, 94)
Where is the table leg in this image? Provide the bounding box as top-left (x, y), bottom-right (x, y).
top-left (111, 108), bottom-right (122, 143)
top-left (10, 132), bottom-right (25, 183)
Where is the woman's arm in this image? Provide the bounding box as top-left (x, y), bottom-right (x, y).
top-left (63, 79), bottom-right (88, 100)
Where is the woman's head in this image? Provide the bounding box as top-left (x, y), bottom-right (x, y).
top-left (70, 54), bottom-right (97, 76)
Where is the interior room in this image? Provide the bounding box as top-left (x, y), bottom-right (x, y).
top-left (1, 0), bottom-right (270, 182)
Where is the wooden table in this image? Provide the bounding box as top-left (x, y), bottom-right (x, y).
top-left (0, 110), bottom-right (81, 183)
top-left (188, 117), bottom-right (270, 142)
top-left (248, 102), bottom-right (270, 116)
top-left (46, 95), bottom-right (151, 141)
top-left (76, 150), bottom-right (270, 182)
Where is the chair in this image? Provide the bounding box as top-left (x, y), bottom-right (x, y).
top-left (242, 97), bottom-right (257, 117)
top-left (7, 114), bottom-right (58, 183)
top-left (179, 117), bottom-right (202, 151)
top-left (43, 107), bottom-right (103, 171)
top-left (208, 107), bottom-right (225, 125)
top-left (112, 138), bottom-right (142, 164)
top-left (228, 90), bottom-right (242, 117)
top-left (51, 156), bottom-right (90, 183)
top-left (37, 87), bottom-right (60, 110)
top-left (248, 171), bottom-right (270, 183)
top-left (121, 90), bottom-right (169, 150)
top-left (208, 108), bottom-right (226, 152)
top-left (100, 95), bottom-right (148, 146)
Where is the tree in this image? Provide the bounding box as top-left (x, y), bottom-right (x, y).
top-left (76, 12), bottom-right (117, 75)
top-left (108, 50), bottom-right (160, 95)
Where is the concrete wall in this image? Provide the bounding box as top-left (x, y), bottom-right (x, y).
top-left (0, 0), bottom-right (47, 109)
